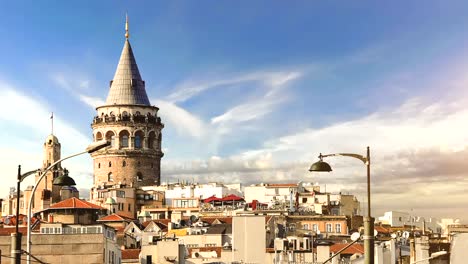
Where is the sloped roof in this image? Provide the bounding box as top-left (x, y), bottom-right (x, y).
top-left (202, 217), bottom-right (233, 225)
top-left (98, 213), bottom-right (134, 222)
top-left (330, 243), bottom-right (364, 254)
top-left (105, 39), bottom-right (150, 106)
top-left (49, 197), bottom-right (105, 210)
top-left (205, 224), bottom-right (232, 235)
top-left (142, 219), bottom-right (170, 228)
top-left (122, 249), bottom-right (140, 260)
top-left (267, 183), bottom-right (298, 188)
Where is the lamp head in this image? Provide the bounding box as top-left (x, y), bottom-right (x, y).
top-left (53, 169), bottom-right (76, 186)
top-left (309, 159), bottom-right (332, 172)
top-left (86, 140), bottom-right (111, 153)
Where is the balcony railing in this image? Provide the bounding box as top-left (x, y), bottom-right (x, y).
top-left (93, 115), bottom-right (162, 126)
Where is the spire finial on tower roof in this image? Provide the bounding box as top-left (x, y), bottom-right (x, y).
top-left (125, 13), bottom-right (129, 39)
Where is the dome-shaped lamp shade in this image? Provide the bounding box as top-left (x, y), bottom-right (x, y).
top-left (53, 170), bottom-right (76, 186)
top-left (105, 197), bottom-right (117, 205)
top-left (309, 160), bottom-right (333, 172)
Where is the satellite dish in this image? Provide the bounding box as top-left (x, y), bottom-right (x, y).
top-left (402, 231), bottom-right (410, 239)
top-left (391, 233), bottom-right (397, 239)
top-left (190, 215), bottom-right (197, 223)
top-left (351, 232), bottom-right (360, 241)
top-left (374, 229), bottom-right (379, 237)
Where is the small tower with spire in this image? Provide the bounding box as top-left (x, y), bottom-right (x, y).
top-left (90, 16), bottom-right (164, 217)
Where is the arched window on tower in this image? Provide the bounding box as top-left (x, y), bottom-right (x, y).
top-left (137, 172), bottom-right (143, 182)
top-left (123, 161), bottom-right (126, 167)
top-left (96, 132), bottom-right (103, 142)
top-left (105, 131), bottom-right (115, 147)
top-left (108, 172), bottom-right (113, 182)
top-left (158, 133), bottom-right (162, 149)
top-left (134, 131), bottom-right (144, 149)
top-left (148, 131), bottom-right (156, 149)
top-left (119, 130), bottom-right (130, 148)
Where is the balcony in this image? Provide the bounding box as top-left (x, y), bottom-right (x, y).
top-left (93, 115), bottom-right (163, 126)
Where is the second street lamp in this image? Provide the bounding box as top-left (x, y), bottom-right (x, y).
top-left (25, 140), bottom-right (110, 264)
top-left (309, 146), bottom-right (374, 264)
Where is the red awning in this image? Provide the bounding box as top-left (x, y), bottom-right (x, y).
top-left (221, 194), bottom-right (244, 202)
top-left (203, 195), bottom-right (222, 203)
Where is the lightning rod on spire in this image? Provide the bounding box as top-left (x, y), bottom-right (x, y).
top-left (125, 13), bottom-right (129, 39)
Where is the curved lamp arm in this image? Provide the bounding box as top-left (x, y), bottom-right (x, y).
top-left (26, 140), bottom-right (109, 264)
top-left (319, 153), bottom-right (368, 164)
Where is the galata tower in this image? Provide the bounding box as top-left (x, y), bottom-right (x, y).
top-left (90, 17), bottom-right (164, 189)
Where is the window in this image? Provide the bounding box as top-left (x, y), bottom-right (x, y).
top-left (335, 224), bottom-right (342, 233)
top-left (119, 130), bottom-right (130, 148)
top-left (96, 132), bottom-right (103, 141)
top-left (326, 223), bottom-right (332, 233)
top-left (122, 161), bottom-right (126, 167)
top-left (98, 163), bottom-right (101, 169)
top-left (137, 172), bottom-right (143, 181)
top-left (105, 131), bottom-right (115, 147)
top-left (109, 161), bottom-right (112, 167)
top-left (148, 131), bottom-right (156, 149)
top-left (303, 224), bottom-right (309, 230)
top-left (313, 224), bottom-right (318, 232)
top-left (134, 131), bottom-right (144, 149)
top-left (302, 198), bottom-right (307, 203)
top-left (128, 203), bottom-right (131, 211)
top-left (108, 172), bottom-right (113, 182)
top-left (117, 191), bottom-right (125, 198)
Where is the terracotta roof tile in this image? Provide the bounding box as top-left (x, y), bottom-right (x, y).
top-left (50, 197), bottom-right (105, 210)
top-left (330, 243), bottom-right (364, 254)
top-left (122, 249), bottom-right (140, 260)
top-left (98, 214), bottom-right (134, 222)
top-left (0, 227), bottom-right (27, 236)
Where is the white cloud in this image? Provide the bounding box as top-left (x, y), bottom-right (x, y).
top-left (165, 70), bottom-right (302, 103)
top-left (154, 99), bottom-right (206, 138)
top-left (162, 95), bottom-right (468, 220)
top-left (79, 94), bottom-right (105, 109)
top-left (0, 80), bottom-right (93, 196)
top-left (209, 70), bottom-right (301, 132)
top-left (50, 72), bottom-right (103, 108)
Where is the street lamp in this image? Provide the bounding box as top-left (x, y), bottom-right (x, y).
top-left (25, 140), bottom-right (110, 264)
top-left (411, 251), bottom-right (447, 264)
top-left (309, 146), bottom-right (373, 264)
top-left (11, 166), bottom-right (40, 264)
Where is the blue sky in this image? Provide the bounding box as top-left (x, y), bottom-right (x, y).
top-left (1, 1), bottom-right (468, 220)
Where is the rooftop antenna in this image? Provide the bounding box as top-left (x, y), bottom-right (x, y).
top-left (50, 112), bottom-right (54, 135)
top-left (125, 13), bottom-right (130, 39)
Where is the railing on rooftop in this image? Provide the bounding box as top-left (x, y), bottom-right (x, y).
top-left (93, 115), bottom-right (162, 125)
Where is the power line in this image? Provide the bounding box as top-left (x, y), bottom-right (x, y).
top-left (0, 254), bottom-right (48, 263)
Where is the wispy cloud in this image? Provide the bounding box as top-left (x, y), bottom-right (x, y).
top-left (162, 94), bottom-right (468, 219)
top-left (0, 80), bottom-right (94, 195)
top-left (50, 72), bottom-right (104, 108)
top-left (209, 70), bottom-right (302, 132)
top-left (154, 99), bottom-right (206, 138)
top-left (165, 70), bottom-right (302, 103)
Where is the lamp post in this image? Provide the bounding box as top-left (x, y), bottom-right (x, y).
top-left (309, 146), bottom-right (373, 264)
top-left (26, 140), bottom-right (110, 264)
top-left (11, 166), bottom-right (40, 264)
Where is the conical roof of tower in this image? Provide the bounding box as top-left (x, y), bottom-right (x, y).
top-left (105, 39), bottom-right (151, 105)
